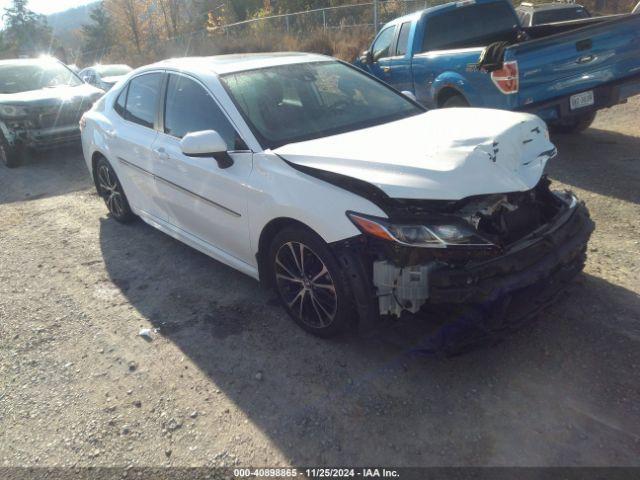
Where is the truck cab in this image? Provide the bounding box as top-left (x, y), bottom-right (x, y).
top-left (356, 0), bottom-right (640, 133)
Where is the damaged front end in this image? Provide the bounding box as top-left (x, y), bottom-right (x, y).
top-left (332, 177), bottom-right (594, 324)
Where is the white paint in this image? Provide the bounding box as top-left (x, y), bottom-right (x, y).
top-left (81, 54), bottom-right (557, 281)
top-left (276, 107), bottom-right (555, 200)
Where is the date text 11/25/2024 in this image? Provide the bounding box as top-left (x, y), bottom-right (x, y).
top-left (233, 468), bottom-right (400, 478)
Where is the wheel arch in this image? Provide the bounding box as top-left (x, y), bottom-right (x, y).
top-left (436, 86), bottom-right (468, 108)
top-left (256, 217), bottom-right (324, 287)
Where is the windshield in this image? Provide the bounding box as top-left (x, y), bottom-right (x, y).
top-left (533, 7), bottom-right (590, 25)
top-left (220, 61), bottom-right (423, 149)
top-left (0, 62), bottom-right (82, 94)
top-left (95, 65), bottom-right (132, 77)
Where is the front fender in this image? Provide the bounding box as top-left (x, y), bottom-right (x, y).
top-left (247, 153), bottom-right (387, 258)
top-left (432, 72), bottom-right (483, 107)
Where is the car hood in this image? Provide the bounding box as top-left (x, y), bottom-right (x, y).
top-left (274, 108), bottom-right (557, 201)
top-left (0, 83), bottom-right (103, 107)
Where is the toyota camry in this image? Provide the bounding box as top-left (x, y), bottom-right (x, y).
top-left (80, 53), bottom-right (593, 349)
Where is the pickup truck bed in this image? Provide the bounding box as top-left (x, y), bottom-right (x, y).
top-left (356, 0), bottom-right (640, 132)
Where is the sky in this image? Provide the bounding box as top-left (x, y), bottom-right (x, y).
top-left (0, 0), bottom-right (96, 17)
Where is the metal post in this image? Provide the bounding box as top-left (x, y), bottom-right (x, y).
top-left (373, 0), bottom-right (379, 33)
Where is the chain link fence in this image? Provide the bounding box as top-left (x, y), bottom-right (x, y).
top-left (79, 0), bottom-right (448, 64)
top-left (78, 0), bottom-right (632, 66)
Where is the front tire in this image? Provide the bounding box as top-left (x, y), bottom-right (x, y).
top-left (0, 136), bottom-right (23, 168)
top-left (95, 157), bottom-right (136, 223)
top-left (441, 94), bottom-right (469, 108)
top-left (549, 111), bottom-right (596, 134)
top-left (269, 227), bottom-right (354, 337)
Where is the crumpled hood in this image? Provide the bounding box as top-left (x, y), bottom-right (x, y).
top-left (274, 108), bottom-right (557, 201)
top-left (0, 83), bottom-right (103, 107)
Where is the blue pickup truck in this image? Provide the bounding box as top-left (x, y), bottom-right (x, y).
top-left (355, 0), bottom-right (640, 133)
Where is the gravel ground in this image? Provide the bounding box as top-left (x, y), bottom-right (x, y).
top-left (0, 98), bottom-right (639, 468)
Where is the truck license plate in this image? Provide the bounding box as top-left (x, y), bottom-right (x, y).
top-left (570, 91), bottom-right (595, 110)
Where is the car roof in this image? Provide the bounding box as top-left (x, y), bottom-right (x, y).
top-left (517, 2), bottom-right (585, 12)
top-left (0, 57), bottom-right (62, 66)
top-left (149, 52), bottom-right (333, 76)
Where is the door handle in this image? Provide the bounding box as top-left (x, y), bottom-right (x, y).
top-left (153, 148), bottom-right (169, 160)
top-left (382, 66), bottom-right (392, 73)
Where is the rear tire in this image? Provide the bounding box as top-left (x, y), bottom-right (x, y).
top-left (441, 94), bottom-right (469, 108)
top-left (268, 226), bottom-right (354, 337)
top-left (549, 111), bottom-right (596, 134)
top-left (95, 157), bottom-right (136, 223)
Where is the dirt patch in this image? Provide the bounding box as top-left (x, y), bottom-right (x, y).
top-left (0, 99), bottom-right (639, 468)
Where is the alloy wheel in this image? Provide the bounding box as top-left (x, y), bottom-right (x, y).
top-left (97, 164), bottom-right (126, 218)
top-left (275, 241), bottom-right (338, 328)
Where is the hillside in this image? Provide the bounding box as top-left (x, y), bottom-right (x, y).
top-left (47, 2), bottom-right (98, 33)
top-left (47, 1), bottom-right (99, 49)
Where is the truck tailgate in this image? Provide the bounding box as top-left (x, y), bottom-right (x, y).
top-left (507, 14), bottom-right (640, 107)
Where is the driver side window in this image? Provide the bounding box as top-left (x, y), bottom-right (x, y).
top-left (164, 74), bottom-right (243, 150)
top-left (372, 26), bottom-right (395, 62)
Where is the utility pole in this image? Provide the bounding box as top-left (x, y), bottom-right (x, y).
top-left (373, 0), bottom-right (379, 33)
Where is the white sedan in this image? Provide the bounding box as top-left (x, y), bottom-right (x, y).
top-left (80, 53), bottom-right (593, 344)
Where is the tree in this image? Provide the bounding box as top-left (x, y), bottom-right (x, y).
top-left (157, 0), bottom-right (182, 38)
top-left (1, 0), bottom-right (52, 57)
top-left (105, 0), bottom-right (150, 55)
top-left (81, 4), bottom-right (115, 63)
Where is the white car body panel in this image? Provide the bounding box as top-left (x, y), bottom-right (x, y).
top-left (81, 53), bottom-right (557, 281)
top-left (275, 108), bottom-right (556, 201)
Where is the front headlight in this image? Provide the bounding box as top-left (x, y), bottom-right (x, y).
top-left (0, 105), bottom-right (28, 118)
top-left (347, 212), bottom-right (494, 248)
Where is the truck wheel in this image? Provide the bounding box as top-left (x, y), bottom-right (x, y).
top-left (268, 226), bottom-right (354, 338)
top-left (549, 111), bottom-right (597, 134)
top-left (0, 135), bottom-right (22, 168)
top-left (441, 94), bottom-right (469, 108)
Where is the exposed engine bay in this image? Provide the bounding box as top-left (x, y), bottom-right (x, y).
top-left (334, 177), bottom-right (594, 319)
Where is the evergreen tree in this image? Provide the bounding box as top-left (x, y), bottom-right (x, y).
top-left (2, 0), bottom-right (52, 57)
top-left (81, 4), bottom-right (115, 63)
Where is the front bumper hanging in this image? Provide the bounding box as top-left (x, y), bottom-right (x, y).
top-left (334, 197), bottom-right (594, 325)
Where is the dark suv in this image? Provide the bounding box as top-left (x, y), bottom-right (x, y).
top-left (0, 58), bottom-right (103, 168)
top-left (516, 2), bottom-right (591, 26)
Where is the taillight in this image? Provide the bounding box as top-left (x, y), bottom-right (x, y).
top-left (491, 60), bottom-right (519, 94)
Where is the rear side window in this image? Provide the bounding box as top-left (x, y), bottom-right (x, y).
top-left (422, 2), bottom-right (519, 51)
top-left (164, 74), bottom-right (240, 149)
top-left (396, 22), bottom-right (411, 56)
top-left (123, 73), bottom-right (162, 129)
top-left (114, 86), bottom-right (127, 117)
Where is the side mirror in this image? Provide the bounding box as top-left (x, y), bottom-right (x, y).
top-left (360, 50), bottom-right (373, 65)
top-left (82, 75), bottom-right (91, 83)
top-left (180, 130), bottom-right (233, 169)
top-left (401, 90), bottom-right (417, 102)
